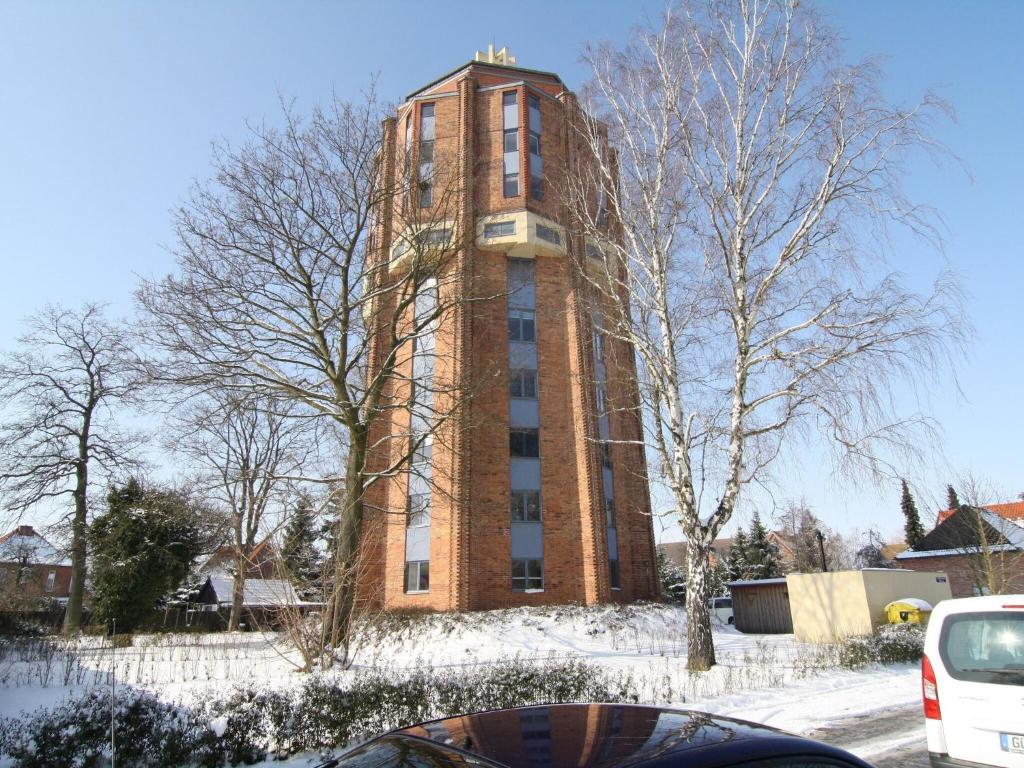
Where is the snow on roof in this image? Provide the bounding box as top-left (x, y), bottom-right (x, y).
top-left (205, 576), bottom-right (318, 607)
top-left (986, 510), bottom-right (1024, 548)
top-left (726, 577), bottom-right (789, 587)
top-left (0, 526), bottom-right (70, 566)
top-left (896, 542), bottom-right (1023, 559)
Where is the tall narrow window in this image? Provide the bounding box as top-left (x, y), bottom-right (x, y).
top-left (593, 310), bottom-right (619, 588)
top-left (403, 115), bottom-right (413, 213)
top-left (404, 279), bottom-right (437, 592)
top-left (528, 93), bottom-right (542, 200)
top-left (507, 254), bottom-right (541, 593)
top-left (502, 92), bottom-right (520, 197)
top-left (596, 182), bottom-right (608, 226)
top-left (419, 103), bottom-right (435, 208)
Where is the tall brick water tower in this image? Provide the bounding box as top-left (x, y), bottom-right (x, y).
top-left (358, 47), bottom-right (659, 611)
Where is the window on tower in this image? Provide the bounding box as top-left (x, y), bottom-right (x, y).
top-left (508, 309), bottom-right (536, 343)
top-left (512, 558), bottom-right (543, 591)
top-left (609, 559), bottom-right (621, 590)
top-left (407, 492), bottom-right (431, 528)
top-left (528, 93), bottom-right (542, 200)
top-left (509, 428), bottom-right (540, 458)
top-left (404, 561), bottom-right (429, 593)
top-left (510, 490), bottom-right (542, 522)
top-left (509, 368), bottom-right (538, 399)
top-left (419, 103), bottom-right (435, 208)
top-left (502, 91), bottom-right (520, 197)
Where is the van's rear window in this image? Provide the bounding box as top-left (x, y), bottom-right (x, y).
top-left (939, 611), bottom-right (1024, 686)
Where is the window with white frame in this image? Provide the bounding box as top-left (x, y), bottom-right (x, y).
top-left (511, 489), bottom-right (542, 522)
top-left (404, 561), bottom-right (429, 593)
top-left (512, 558), bottom-right (543, 591)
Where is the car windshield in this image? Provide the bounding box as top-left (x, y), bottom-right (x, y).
top-left (939, 610), bottom-right (1024, 686)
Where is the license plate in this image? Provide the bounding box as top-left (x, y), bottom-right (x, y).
top-left (1001, 732), bottom-right (1024, 753)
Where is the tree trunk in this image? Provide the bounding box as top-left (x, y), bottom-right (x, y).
top-left (228, 565), bottom-right (245, 631)
top-left (685, 537), bottom-right (716, 671)
top-left (61, 426), bottom-right (91, 636)
top-left (325, 437), bottom-right (366, 665)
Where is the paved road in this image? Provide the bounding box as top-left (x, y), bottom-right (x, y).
top-left (808, 701), bottom-right (930, 767)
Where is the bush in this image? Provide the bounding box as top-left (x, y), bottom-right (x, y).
top-left (838, 623), bottom-right (925, 669)
top-left (0, 656), bottom-right (639, 767)
top-left (286, 656), bottom-right (638, 754)
top-left (207, 685), bottom-right (295, 763)
top-left (837, 635), bottom-right (876, 670)
top-left (0, 688), bottom-right (220, 768)
top-left (874, 623), bottom-right (925, 664)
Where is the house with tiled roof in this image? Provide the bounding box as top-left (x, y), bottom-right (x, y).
top-left (0, 525), bottom-right (73, 605)
top-left (935, 500), bottom-right (1024, 526)
top-left (896, 505), bottom-right (1024, 597)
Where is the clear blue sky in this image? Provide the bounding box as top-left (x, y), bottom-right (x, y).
top-left (1, 1), bottom-right (1021, 542)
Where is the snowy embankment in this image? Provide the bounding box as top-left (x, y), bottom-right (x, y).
top-left (0, 602), bottom-right (919, 746)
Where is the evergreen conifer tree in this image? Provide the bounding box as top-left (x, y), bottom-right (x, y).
top-left (726, 528), bottom-right (750, 581)
top-left (946, 484), bottom-right (961, 512)
top-left (656, 549), bottom-right (687, 602)
top-left (901, 479), bottom-right (926, 548)
top-left (281, 494), bottom-right (321, 592)
top-left (745, 512), bottom-right (783, 579)
top-left (90, 478), bottom-right (202, 632)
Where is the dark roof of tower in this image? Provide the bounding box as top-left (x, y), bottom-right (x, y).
top-left (405, 60), bottom-right (565, 103)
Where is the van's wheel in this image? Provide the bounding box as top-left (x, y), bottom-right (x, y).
top-left (728, 617), bottom-right (734, 625)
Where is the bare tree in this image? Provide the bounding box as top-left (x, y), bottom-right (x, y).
top-left (0, 304), bottom-right (145, 634)
top-left (775, 501), bottom-right (850, 573)
top-left (138, 89), bottom-right (473, 662)
top-left (567, 0), bottom-right (964, 669)
top-left (168, 391), bottom-right (317, 630)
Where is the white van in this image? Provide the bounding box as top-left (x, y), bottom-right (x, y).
top-left (710, 596), bottom-right (734, 625)
top-left (922, 595), bottom-right (1024, 767)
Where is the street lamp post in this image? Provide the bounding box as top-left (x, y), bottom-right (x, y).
top-left (816, 529), bottom-right (828, 572)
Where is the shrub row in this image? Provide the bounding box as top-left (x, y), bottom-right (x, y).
top-left (0, 656), bottom-right (638, 767)
top-left (838, 623), bottom-right (925, 669)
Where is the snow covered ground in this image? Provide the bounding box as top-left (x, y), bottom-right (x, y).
top-left (0, 603), bottom-right (925, 765)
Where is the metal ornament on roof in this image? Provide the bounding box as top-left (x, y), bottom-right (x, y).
top-left (474, 44), bottom-right (517, 66)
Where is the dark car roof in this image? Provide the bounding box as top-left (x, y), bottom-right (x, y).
top-left (387, 703), bottom-right (871, 768)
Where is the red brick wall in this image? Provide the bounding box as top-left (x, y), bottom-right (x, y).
top-left (0, 563), bottom-right (72, 600)
top-left (899, 554), bottom-right (1024, 598)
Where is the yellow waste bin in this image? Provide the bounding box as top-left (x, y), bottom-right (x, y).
top-left (885, 598), bottom-right (933, 625)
